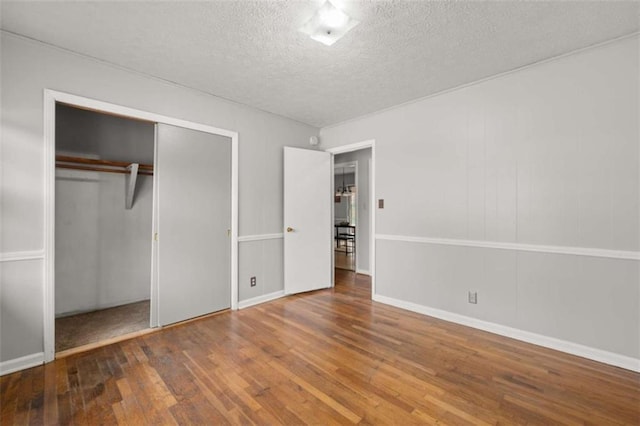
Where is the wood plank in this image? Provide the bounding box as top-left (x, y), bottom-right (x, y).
top-left (0, 373), bottom-right (20, 425)
top-left (42, 363), bottom-right (59, 426)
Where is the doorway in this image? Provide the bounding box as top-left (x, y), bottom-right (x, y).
top-left (43, 90), bottom-right (239, 362)
top-left (327, 141), bottom-right (376, 293)
top-left (282, 140), bottom-right (375, 298)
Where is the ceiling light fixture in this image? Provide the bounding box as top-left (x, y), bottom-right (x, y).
top-left (335, 167), bottom-right (353, 198)
top-left (300, 1), bottom-right (359, 46)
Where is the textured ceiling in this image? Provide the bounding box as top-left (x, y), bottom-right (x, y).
top-left (1, 1), bottom-right (638, 127)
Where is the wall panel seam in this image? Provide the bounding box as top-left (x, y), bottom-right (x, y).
top-left (375, 234), bottom-right (640, 260)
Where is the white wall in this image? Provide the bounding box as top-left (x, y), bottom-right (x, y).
top-left (335, 149), bottom-right (372, 273)
top-left (56, 103), bottom-right (155, 163)
top-left (0, 33), bottom-right (318, 365)
top-left (55, 171), bottom-right (154, 316)
top-left (320, 36), bottom-right (640, 367)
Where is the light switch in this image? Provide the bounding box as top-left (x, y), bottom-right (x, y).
top-left (378, 199), bottom-right (384, 209)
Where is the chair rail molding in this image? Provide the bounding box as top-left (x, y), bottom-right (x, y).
top-left (376, 234), bottom-right (640, 261)
top-left (0, 250), bottom-right (45, 262)
top-left (238, 233), bottom-right (284, 242)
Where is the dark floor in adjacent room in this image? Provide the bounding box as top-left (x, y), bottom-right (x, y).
top-left (55, 300), bottom-right (150, 352)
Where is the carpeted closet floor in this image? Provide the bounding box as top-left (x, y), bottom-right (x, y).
top-left (55, 300), bottom-right (150, 352)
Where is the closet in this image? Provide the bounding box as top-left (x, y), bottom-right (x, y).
top-left (54, 102), bottom-right (232, 354)
top-left (55, 104), bottom-right (155, 352)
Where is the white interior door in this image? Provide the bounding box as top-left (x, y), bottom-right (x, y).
top-left (284, 147), bottom-right (332, 294)
top-left (156, 124), bottom-right (231, 326)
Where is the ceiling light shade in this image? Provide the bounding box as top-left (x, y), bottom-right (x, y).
top-left (335, 167), bottom-right (355, 198)
top-left (300, 1), bottom-right (359, 46)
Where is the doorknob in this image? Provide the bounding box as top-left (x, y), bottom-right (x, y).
top-left (286, 227), bottom-right (294, 233)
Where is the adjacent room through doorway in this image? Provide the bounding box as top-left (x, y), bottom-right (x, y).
top-left (333, 147), bottom-right (372, 277)
top-left (334, 162), bottom-right (356, 271)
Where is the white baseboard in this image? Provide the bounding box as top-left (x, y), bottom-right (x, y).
top-left (356, 269), bottom-right (371, 276)
top-left (56, 297), bottom-right (150, 318)
top-left (372, 294), bottom-right (640, 372)
top-left (0, 352), bottom-right (44, 376)
top-left (238, 290), bottom-right (285, 309)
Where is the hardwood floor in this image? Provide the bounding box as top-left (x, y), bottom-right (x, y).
top-left (2, 270), bottom-right (639, 424)
top-left (335, 250), bottom-right (355, 271)
top-left (56, 300), bottom-right (151, 353)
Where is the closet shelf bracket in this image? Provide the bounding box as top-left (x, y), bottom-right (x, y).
top-left (125, 163), bottom-right (139, 210)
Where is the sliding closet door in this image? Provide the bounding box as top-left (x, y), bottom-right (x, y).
top-left (156, 124), bottom-right (231, 326)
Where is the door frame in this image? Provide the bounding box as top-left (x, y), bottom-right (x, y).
top-left (43, 89), bottom-right (239, 362)
top-left (325, 140), bottom-right (376, 296)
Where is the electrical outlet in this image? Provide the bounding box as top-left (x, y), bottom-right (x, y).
top-left (468, 291), bottom-right (477, 304)
top-left (250, 276), bottom-right (257, 287)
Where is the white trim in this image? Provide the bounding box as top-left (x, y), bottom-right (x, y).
top-left (372, 294), bottom-right (640, 372)
top-left (56, 297), bottom-right (150, 318)
top-left (238, 233), bottom-right (284, 242)
top-left (46, 90), bottom-right (237, 138)
top-left (43, 89), bottom-right (240, 364)
top-left (43, 90), bottom-right (56, 363)
top-left (376, 234), bottom-right (640, 261)
top-left (370, 146), bottom-right (375, 297)
top-left (326, 139), bottom-right (376, 297)
top-left (230, 130), bottom-right (239, 311)
top-left (330, 157), bottom-right (340, 285)
top-left (326, 140), bottom-right (374, 155)
top-left (334, 161), bottom-right (357, 170)
top-left (0, 352), bottom-right (44, 376)
top-left (238, 290), bottom-right (286, 309)
top-left (0, 250), bottom-right (45, 262)
top-left (150, 124), bottom-right (160, 328)
top-left (356, 269), bottom-right (371, 276)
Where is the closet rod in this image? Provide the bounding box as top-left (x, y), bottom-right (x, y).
top-left (56, 163), bottom-right (153, 176)
top-left (55, 155), bottom-right (153, 170)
